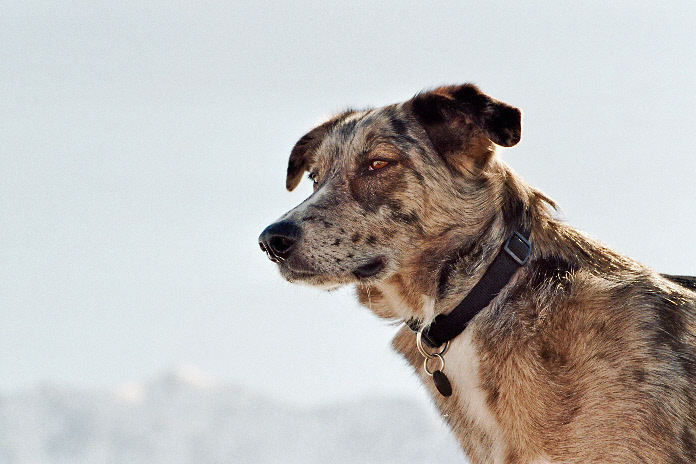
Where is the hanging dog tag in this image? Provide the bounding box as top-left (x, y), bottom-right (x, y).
top-left (417, 331), bottom-right (452, 398)
top-left (432, 370), bottom-right (452, 397)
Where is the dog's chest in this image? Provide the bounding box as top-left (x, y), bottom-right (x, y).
top-left (394, 327), bottom-right (510, 463)
top-left (439, 330), bottom-right (508, 463)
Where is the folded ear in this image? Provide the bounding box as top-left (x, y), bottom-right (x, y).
top-left (286, 111), bottom-right (355, 191)
top-left (409, 84), bottom-right (521, 170)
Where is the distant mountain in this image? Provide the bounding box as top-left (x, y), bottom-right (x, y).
top-left (0, 368), bottom-right (465, 463)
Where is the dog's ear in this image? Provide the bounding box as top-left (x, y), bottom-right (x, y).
top-left (286, 120), bottom-right (333, 191)
top-left (286, 111), bottom-right (354, 191)
top-left (409, 84), bottom-right (521, 170)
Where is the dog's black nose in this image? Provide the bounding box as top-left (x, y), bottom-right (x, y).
top-left (258, 221), bottom-right (301, 261)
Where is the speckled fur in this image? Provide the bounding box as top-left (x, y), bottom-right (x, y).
top-left (264, 84), bottom-right (696, 463)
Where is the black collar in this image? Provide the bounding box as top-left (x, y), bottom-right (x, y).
top-left (408, 228), bottom-right (532, 348)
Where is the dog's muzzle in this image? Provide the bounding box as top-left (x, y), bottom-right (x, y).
top-left (258, 221), bottom-right (301, 262)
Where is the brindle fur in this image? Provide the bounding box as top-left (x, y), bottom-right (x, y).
top-left (262, 84), bottom-right (696, 463)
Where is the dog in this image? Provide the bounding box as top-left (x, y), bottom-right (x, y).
top-left (258, 84), bottom-right (696, 463)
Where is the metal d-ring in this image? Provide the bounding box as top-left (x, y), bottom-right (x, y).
top-left (416, 329), bottom-right (449, 359)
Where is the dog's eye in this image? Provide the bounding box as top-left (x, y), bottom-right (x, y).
top-left (368, 160), bottom-right (390, 171)
top-left (307, 172), bottom-right (318, 185)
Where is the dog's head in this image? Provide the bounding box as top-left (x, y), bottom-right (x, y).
top-left (259, 84), bottom-right (522, 314)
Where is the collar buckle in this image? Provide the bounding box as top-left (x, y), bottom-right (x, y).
top-left (503, 231), bottom-right (531, 266)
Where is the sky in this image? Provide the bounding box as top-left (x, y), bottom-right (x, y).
top-left (1, 1), bottom-right (695, 407)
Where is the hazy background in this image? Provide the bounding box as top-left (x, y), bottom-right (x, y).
top-left (1, 1), bottom-right (695, 461)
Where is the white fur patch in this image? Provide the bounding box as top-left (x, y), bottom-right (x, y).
top-left (420, 295), bottom-right (436, 326)
top-left (376, 281), bottom-right (414, 322)
top-left (446, 328), bottom-right (508, 464)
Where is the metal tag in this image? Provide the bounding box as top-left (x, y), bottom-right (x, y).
top-left (432, 370), bottom-right (452, 397)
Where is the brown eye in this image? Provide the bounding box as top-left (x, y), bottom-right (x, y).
top-left (368, 160), bottom-right (389, 171)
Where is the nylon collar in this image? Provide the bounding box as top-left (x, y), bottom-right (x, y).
top-left (408, 228), bottom-right (532, 348)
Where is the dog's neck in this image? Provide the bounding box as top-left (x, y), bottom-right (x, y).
top-left (385, 194), bottom-right (643, 463)
top-left (357, 161), bottom-right (543, 324)
top-left (357, 159), bottom-right (634, 327)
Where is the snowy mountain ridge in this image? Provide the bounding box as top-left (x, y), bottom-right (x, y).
top-left (0, 368), bottom-right (464, 463)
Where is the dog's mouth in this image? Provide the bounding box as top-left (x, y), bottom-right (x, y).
top-left (276, 255), bottom-right (387, 286)
top-left (279, 263), bottom-right (320, 280)
top-left (352, 257), bottom-right (386, 280)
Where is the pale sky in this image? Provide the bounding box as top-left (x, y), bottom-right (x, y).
top-left (1, 1), bottom-right (695, 406)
